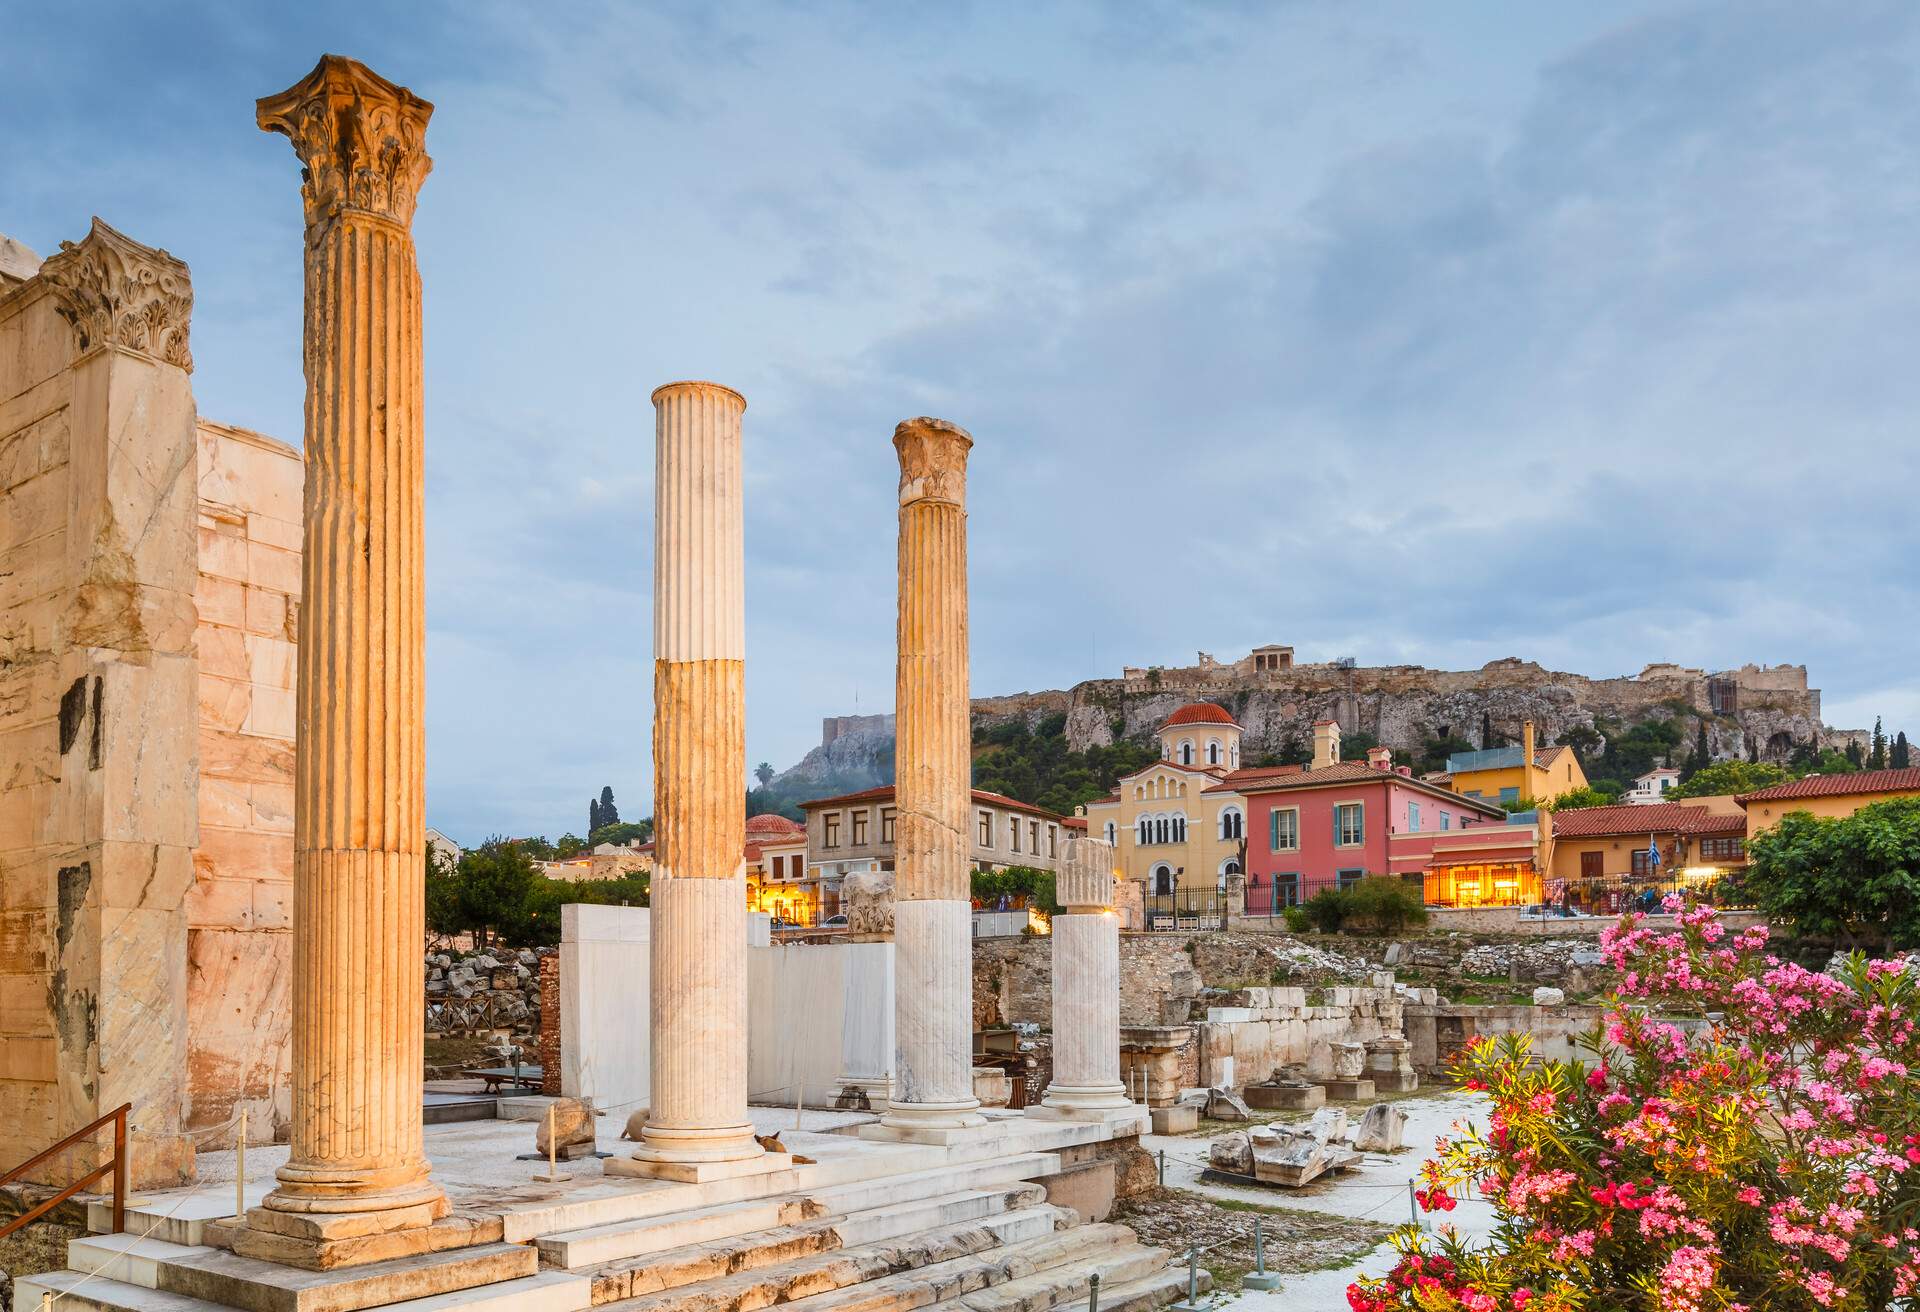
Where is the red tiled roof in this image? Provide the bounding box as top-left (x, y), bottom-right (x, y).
top-left (1551, 803), bottom-right (1738, 839)
top-left (1201, 764), bottom-right (1304, 794)
top-left (1162, 702), bottom-right (1237, 728)
top-left (1737, 767), bottom-right (1920, 806)
top-left (746, 813), bottom-right (805, 836)
top-left (1062, 816), bottom-right (1088, 831)
top-left (798, 784), bottom-right (1069, 822)
top-left (1227, 760), bottom-right (1505, 815)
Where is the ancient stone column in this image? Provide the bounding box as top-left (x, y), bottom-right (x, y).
top-left (878, 419), bottom-right (985, 1136)
top-left (248, 57), bottom-right (444, 1246)
top-left (609, 382), bottom-right (772, 1182)
top-left (1036, 838), bottom-right (1131, 1116)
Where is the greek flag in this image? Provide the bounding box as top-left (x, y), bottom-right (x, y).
top-left (1646, 838), bottom-right (1662, 868)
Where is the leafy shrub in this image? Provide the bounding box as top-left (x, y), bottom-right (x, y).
top-left (1282, 905), bottom-right (1311, 933)
top-left (1341, 877), bottom-right (1428, 934)
top-left (1303, 888), bottom-right (1349, 933)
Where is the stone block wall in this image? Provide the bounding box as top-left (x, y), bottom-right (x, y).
top-left (0, 231), bottom-right (201, 1188)
top-left (0, 223), bottom-right (300, 1182)
top-left (1198, 982), bottom-right (1403, 1083)
top-left (538, 953), bottom-right (561, 1094)
top-left (183, 420), bottom-right (301, 1145)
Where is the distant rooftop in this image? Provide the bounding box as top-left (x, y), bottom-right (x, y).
top-left (1446, 744), bottom-right (1570, 775)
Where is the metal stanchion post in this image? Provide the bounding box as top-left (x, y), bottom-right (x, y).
top-left (236, 1108), bottom-right (247, 1221)
top-left (1243, 1215), bottom-right (1279, 1290)
top-left (1171, 1243), bottom-right (1209, 1312)
top-left (1157, 1149), bottom-right (1165, 1187)
top-left (1088, 1270), bottom-right (1101, 1312)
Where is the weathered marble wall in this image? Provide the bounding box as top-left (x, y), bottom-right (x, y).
top-left (0, 223), bottom-right (300, 1182)
top-left (0, 224), bottom-right (201, 1187)
top-left (185, 419), bottom-right (301, 1144)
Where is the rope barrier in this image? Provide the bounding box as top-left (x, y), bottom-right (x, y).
top-left (42, 1167), bottom-right (216, 1308)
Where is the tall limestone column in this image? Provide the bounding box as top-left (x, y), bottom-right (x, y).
top-left (608, 383), bottom-right (778, 1183)
top-left (1033, 838), bottom-right (1133, 1119)
top-left (874, 418), bottom-right (986, 1139)
top-left (246, 57), bottom-right (444, 1254)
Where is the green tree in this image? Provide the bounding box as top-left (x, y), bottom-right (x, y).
top-left (1895, 731), bottom-right (1912, 770)
top-left (755, 761), bottom-right (775, 787)
top-left (1741, 796), bottom-right (1920, 950)
top-left (553, 832), bottom-right (587, 858)
top-left (1667, 759), bottom-right (1789, 800)
top-left (1536, 785), bottom-right (1619, 811)
top-left (1416, 733), bottom-right (1477, 775)
top-left (424, 849), bottom-right (462, 939)
top-left (594, 786), bottom-right (620, 832)
top-left (970, 866), bottom-right (1058, 917)
top-left (588, 819), bottom-right (651, 849)
top-left (971, 713), bottom-right (1157, 816)
top-left (1869, 716), bottom-right (1888, 770)
top-left (451, 837), bottom-right (538, 949)
top-left (1680, 720), bottom-right (1710, 783)
top-left (1846, 738), bottom-right (1867, 768)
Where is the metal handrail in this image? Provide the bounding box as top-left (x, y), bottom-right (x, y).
top-left (0, 1102), bottom-right (129, 1240)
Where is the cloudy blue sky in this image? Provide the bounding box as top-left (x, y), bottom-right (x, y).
top-left (6, 2), bottom-right (1917, 844)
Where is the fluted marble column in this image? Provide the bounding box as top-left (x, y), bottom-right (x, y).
top-left (609, 382), bottom-right (773, 1183)
top-left (879, 418), bottom-right (985, 1136)
top-left (1035, 838), bottom-right (1131, 1117)
top-left (248, 56), bottom-right (444, 1247)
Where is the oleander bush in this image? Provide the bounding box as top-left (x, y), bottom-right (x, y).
top-left (1349, 898), bottom-right (1920, 1311)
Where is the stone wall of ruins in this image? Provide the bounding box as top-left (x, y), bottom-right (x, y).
top-left (185, 419), bottom-right (302, 1143)
top-left (0, 226), bottom-right (201, 1187)
top-left (0, 223), bottom-right (300, 1182)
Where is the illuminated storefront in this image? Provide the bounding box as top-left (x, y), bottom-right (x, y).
top-left (1423, 860), bottom-right (1541, 908)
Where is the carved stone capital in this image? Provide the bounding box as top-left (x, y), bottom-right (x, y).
top-left (1057, 837), bottom-right (1118, 912)
top-left (257, 55), bottom-right (434, 229)
top-left (37, 218), bottom-right (193, 373)
top-left (893, 417), bottom-right (972, 508)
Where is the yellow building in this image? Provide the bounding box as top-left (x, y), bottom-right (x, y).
top-left (1081, 703), bottom-right (1251, 897)
top-left (1441, 721), bottom-right (1588, 808)
top-left (1738, 767), bottom-right (1920, 841)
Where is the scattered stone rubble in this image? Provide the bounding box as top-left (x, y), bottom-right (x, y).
top-left (424, 947), bottom-right (549, 1049)
top-left (1207, 1097), bottom-right (1410, 1188)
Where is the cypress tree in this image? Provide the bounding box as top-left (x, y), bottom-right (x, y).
top-left (599, 785), bottom-right (620, 828)
top-left (1895, 731), bottom-right (1911, 770)
top-left (1870, 717), bottom-right (1887, 770)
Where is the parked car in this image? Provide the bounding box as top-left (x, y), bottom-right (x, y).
top-left (820, 914), bottom-right (848, 928)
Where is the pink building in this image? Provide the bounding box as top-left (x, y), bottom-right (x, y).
top-left (1225, 726), bottom-right (1505, 913)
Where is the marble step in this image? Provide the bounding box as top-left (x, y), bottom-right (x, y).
top-left (582, 1201), bottom-right (1066, 1305)
top-left (137, 1239), bottom-right (538, 1312)
top-left (15, 1270), bottom-right (227, 1312)
top-left (69, 1234), bottom-right (219, 1288)
top-left (599, 1220), bottom-right (1138, 1312)
top-left (931, 1246), bottom-right (1176, 1312)
top-left (536, 1197), bottom-right (822, 1270)
top-left (802, 1155), bottom-right (1058, 1217)
top-left (950, 1263), bottom-right (1205, 1312)
top-left (88, 1186), bottom-right (271, 1247)
top-left (14, 1269), bottom-right (594, 1312)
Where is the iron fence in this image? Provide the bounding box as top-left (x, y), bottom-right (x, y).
top-left (1141, 890), bottom-right (1229, 932)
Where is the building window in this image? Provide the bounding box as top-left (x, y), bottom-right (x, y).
top-left (1440, 812), bottom-right (1451, 831)
top-left (824, 814), bottom-right (841, 849)
top-left (880, 808), bottom-right (895, 843)
top-left (1270, 808), bottom-right (1299, 852)
top-left (1275, 872), bottom-right (1300, 907)
top-left (1700, 837), bottom-right (1743, 860)
top-left (1030, 820), bottom-right (1040, 854)
top-left (1010, 817), bottom-right (1021, 853)
top-left (1219, 807), bottom-right (1244, 841)
top-left (1180, 741), bottom-right (1194, 766)
top-left (1499, 786), bottom-right (1520, 806)
top-left (1338, 868), bottom-right (1364, 890)
top-left (1334, 803), bottom-right (1364, 847)
top-left (1172, 814), bottom-right (1187, 843)
top-left (1206, 739), bottom-right (1222, 766)
top-left (1152, 864), bottom-right (1175, 895)
top-left (1104, 821), bottom-right (1116, 845)
top-left (1048, 825), bottom-right (1058, 857)
top-left (1631, 846), bottom-right (1660, 876)
top-left (978, 812), bottom-right (993, 847)
top-left (1580, 851), bottom-right (1603, 878)
top-left (851, 811), bottom-right (868, 846)
top-left (1407, 802), bottom-right (1421, 833)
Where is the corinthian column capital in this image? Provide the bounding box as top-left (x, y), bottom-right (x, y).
top-left (893, 417), bottom-right (972, 508)
top-left (257, 55), bottom-right (434, 228)
top-left (1058, 837), bottom-right (1119, 913)
top-left (37, 218), bottom-right (193, 373)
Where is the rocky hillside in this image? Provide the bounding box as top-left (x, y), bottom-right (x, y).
top-left (759, 656), bottom-right (1860, 810)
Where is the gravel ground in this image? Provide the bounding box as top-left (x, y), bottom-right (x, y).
top-left (1111, 1188), bottom-right (1391, 1291)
